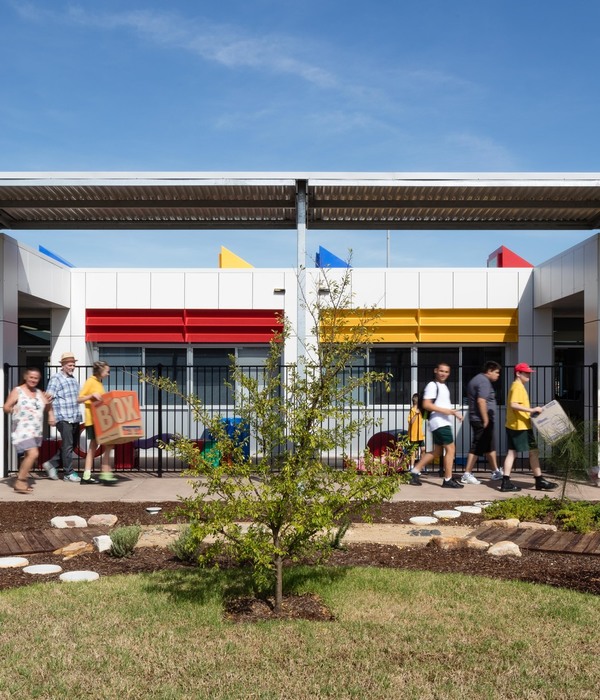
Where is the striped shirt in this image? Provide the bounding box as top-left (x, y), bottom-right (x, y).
top-left (46, 370), bottom-right (82, 422)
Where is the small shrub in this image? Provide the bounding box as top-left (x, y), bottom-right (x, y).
top-left (555, 501), bottom-right (600, 533)
top-left (483, 495), bottom-right (558, 523)
top-left (328, 518), bottom-right (351, 550)
top-left (170, 525), bottom-right (201, 563)
top-left (109, 525), bottom-right (142, 558)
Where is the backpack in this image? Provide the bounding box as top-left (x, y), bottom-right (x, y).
top-left (418, 383), bottom-right (439, 420)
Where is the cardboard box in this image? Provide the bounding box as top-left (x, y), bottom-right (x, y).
top-left (90, 390), bottom-right (145, 445)
top-left (531, 399), bottom-right (575, 445)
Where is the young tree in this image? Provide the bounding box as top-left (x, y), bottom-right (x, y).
top-left (144, 270), bottom-right (411, 612)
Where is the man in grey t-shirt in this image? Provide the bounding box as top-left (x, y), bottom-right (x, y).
top-left (461, 361), bottom-right (502, 484)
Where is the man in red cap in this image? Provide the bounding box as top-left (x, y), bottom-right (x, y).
top-left (500, 362), bottom-right (557, 492)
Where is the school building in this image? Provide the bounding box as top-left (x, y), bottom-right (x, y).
top-left (1, 172), bottom-right (599, 475)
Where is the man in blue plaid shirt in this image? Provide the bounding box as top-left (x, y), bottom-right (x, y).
top-left (43, 352), bottom-right (82, 482)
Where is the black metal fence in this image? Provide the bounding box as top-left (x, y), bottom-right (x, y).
top-left (3, 362), bottom-right (597, 476)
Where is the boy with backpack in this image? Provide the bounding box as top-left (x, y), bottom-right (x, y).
top-left (410, 362), bottom-right (464, 488)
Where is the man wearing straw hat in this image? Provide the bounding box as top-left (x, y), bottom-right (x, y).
top-left (42, 352), bottom-right (82, 482)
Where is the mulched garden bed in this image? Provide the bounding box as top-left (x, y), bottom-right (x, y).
top-left (1, 501), bottom-right (600, 617)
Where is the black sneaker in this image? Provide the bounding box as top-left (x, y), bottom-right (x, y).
top-left (499, 479), bottom-right (521, 492)
top-left (535, 478), bottom-right (558, 491)
top-left (80, 476), bottom-right (99, 485)
top-left (441, 478), bottom-right (464, 489)
top-left (410, 472), bottom-right (423, 486)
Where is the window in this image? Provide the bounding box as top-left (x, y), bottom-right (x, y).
top-left (145, 349), bottom-right (187, 405)
top-left (193, 348), bottom-right (234, 405)
top-left (98, 347), bottom-right (142, 397)
top-left (369, 348), bottom-right (411, 404)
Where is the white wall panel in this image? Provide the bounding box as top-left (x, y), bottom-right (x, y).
top-left (453, 271), bottom-right (487, 308)
top-left (384, 271), bottom-right (419, 307)
top-left (487, 270), bottom-right (522, 307)
top-left (116, 272), bottom-right (151, 308)
top-left (420, 271), bottom-right (453, 307)
top-left (68, 272), bottom-right (86, 337)
top-left (184, 272), bottom-right (219, 308)
top-left (219, 272), bottom-right (253, 308)
top-left (84, 272), bottom-right (117, 308)
top-left (150, 272), bottom-right (185, 307)
top-left (252, 271), bottom-right (287, 308)
top-left (351, 271), bottom-right (386, 307)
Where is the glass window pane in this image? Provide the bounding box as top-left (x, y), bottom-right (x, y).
top-left (369, 348), bottom-right (411, 404)
top-left (145, 348), bottom-right (187, 405)
top-left (193, 349), bottom-right (234, 405)
top-left (98, 347), bottom-right (143, 396)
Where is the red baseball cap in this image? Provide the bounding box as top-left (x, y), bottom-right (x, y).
top-left (515, 362), bottom-right (535, 373)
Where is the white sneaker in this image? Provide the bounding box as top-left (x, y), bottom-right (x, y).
top-left (460, 472), bottom-right (481, 485)
top-left (42, 461), bottom-right (59, 480)
top-left (490, 469), bottom-right (504, 481)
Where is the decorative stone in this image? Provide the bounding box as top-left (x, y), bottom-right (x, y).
top-left (87, 514), bottom-right (118, 527)
top-left (0, 556), bottom-right (29, 569)
top-left (53, 541), bottom-right (94, 559)
top-left (455, 505), bottom-right (482, 515)
top-left (93, 535), bottom-right (113, 552)
top-left (409, 516), bottom-right (439, 525)
top-left (486, 518), bottom-right (520, 528)
top-left (465, 536), bottom-right (491, 551)
top-left (428, 536), bottom-right (467, 550)
top-left (518, 522), bottom-right (558, 531)
top-left (487, 541), bottom-right (522, 557)
top-left (473, 501), bottom-right (493, 508)
top-left (432, 509), bottom-right (462, 519)
top-left (50, 516), bottom-right (87, 529)
top-left (59, 571), bottom-right (100, 583)
top-left (23, 564), bottom-right (63, 575)
top-left (145, 507), bottom-right (162, 515)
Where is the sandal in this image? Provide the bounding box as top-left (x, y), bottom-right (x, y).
top-left (14, 480), bottom-right (34, 494)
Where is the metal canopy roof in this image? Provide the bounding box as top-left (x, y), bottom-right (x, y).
top-left (1, 172), bottom-right (600, 231)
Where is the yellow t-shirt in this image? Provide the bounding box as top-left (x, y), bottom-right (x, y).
top-left (79, 376), bottom-right (105, 427)
top-left (408, 406), bottom-right (424, 442)
top-left (505, 379), bottom-right (531, 431)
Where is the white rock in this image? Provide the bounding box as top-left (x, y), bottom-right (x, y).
top-left (465, 536), bottom-right (490, 551)
top-left (473, 501), bottom-right (493, 508)
top-left (486, 518), bottom-right (520, 528)
top-left (409, 516), bottom-right (439, 525)
top-left (50, 516), bottom-right (88, 529)
top-left (487, 541), bottom-right (522, 557)
top-left (59, 571), bottom-right (100, 583)
top-left (433, 509), bottom-right (462, 519)
top-left (87, 514), bottom-right (118, 527)
top-left (0, 556), bottom-right (29, 569)
top-left (455, 505), bottom-right (482, 514)
top-left (23, 564), bottom-right (63, 575)
top-left (518, 522), bottom-right (558, 531)
top-left (93, 535), bottom-right (113, 552)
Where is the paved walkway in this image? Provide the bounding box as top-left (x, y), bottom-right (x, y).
top-left (1, 471), bottom-right (598, 503)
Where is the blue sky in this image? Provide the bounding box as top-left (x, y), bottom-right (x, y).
top-left (1, 0), bottom-right (598, 268)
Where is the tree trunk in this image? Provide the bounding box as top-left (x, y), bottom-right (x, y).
top-left (274, 554), bottom-right (283, 614)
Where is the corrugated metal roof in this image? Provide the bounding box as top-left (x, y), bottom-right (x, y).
top-left (1, 172), bottom-right (600, 230)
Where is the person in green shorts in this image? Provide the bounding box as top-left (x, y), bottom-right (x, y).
top-left (500, 362), bottom-right (558, 492)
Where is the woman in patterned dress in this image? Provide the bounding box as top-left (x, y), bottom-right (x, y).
top-left (3, 368), bottom-right (52, 493)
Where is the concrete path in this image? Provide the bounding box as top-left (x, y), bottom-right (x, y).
top-left (0, 471), bottom-right (598, 504)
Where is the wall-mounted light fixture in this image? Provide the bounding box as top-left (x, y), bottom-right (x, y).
top-left (318, 287), bottom-right (330, 295)
top-left (273, 288), bottom-right (286, 294)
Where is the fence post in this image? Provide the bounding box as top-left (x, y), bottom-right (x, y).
top-left (1, 363), bottom-right (7, 479)
top-left (157, 363), bottom-right (163, 478)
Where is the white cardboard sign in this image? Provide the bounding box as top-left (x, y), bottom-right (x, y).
top-left (532, 400), bottom-right (576, 445)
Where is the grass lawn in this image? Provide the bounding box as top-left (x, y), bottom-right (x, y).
top-left (0, 566), bottom-right (598, 699)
